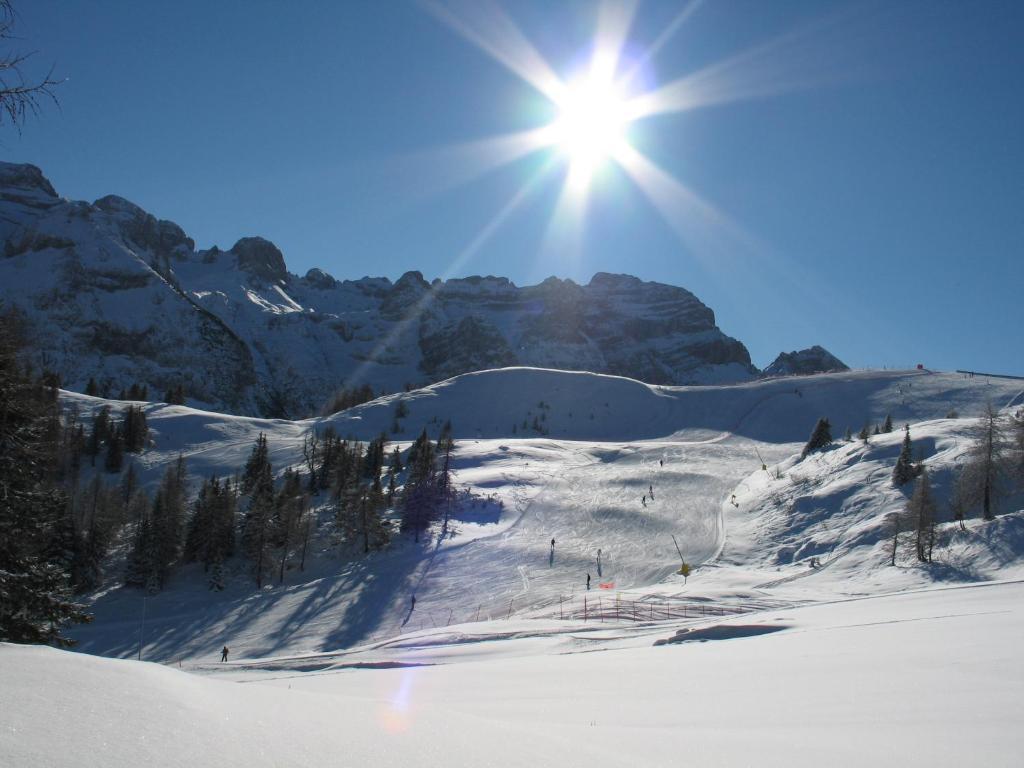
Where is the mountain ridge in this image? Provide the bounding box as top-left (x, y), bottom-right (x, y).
top-left (0, 161), bottom-right (831, 417)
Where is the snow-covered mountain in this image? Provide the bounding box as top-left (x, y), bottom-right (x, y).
top-left (0, 161), bottom-right (759, 417)
top-left (762, 344), bottom-right (849, 376)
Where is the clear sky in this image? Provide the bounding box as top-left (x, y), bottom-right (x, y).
top-left (4, 0), bottom-right (1022, 375)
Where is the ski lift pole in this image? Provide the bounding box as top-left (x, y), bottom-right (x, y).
top-left (671, 535), bottom-right (685, 567)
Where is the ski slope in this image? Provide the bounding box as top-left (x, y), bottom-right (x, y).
top-left (63, 367), bottom-right (1023, 662)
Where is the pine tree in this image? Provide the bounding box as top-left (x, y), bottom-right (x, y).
top-left (882, 414), bottom-right (893, 433)
top-left (242, 432), bottom-right (271, 494)
top-left (0, 309), bottom-right (91, 644)
top-left (801, 418), bottom-right (832, 458)
top-left (122, 404), bottom-right (148, 453)
top-left (85, 405), bottom-right (111, 467)
top-left (437, 423), bottom-right (455, 534)
top-left (272, 467), bottom-right (305, 584)
top-left (402, 429), bottom-right (437, 542)
top-left (121, 461), bottom-right (138, 503)
top-left (858, 423), bottom-right (870, 443)
top-left (892, 425), bottom-right (918, 486)
top-left (104, 426), bottom-right (124, 473)
top-left (241, 435), bottom-right (274, 586)
top-left (84, 377), bottom-right (99, 397)
top-left (127, 456), bottom-right (188, 592)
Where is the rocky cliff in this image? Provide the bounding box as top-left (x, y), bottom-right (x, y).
top-left (0, 161), bottom-right (758, 416)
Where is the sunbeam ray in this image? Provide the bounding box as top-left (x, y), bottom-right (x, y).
top-left (625, 10), bottom-right (856, 121)
top-left (420, 0), bottom-right (566, 103)
top-left (342, 159), bottom-right (557, 391)
top-left (612, 143), bottom-right (756, 270)
top-left (590, 0), bottom-right (639, 82)
top-left (395, 125), bottom-right (557, 199)
top-left (621, 0), bottom-right (705, 85)
top-left (538, 162), bottom-right (591, 271)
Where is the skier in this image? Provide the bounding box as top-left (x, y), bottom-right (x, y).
top-left (550, 537), bottom-right (556, 550)
top-left (220, 646), bottom-right (229, 663)
top-left (649, 484), bottom-right (654, 500)
top-left (597, 548), bottom-right (602, 565)
top-left (660, 459), bottom-right (663, 467)
top-left (641, 495), bottom-right (646, 507)
top-left (586, 573), bottom-right (591, 590)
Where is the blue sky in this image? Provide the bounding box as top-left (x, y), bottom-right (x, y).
top-left (5, 0), bottom-right (1022, 375)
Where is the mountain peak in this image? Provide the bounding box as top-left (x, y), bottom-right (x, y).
top-left (763, 345), bottom-right (849, 377)
top-left (0, 161), bottom-right (57, 198)
top-left (230, 237), bottom-right (288, 283)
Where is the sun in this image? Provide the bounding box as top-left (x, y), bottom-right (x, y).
top-left (549, 74), bottom-right (631, 177)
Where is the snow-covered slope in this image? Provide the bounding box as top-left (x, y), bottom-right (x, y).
top-left (716, 413), bottom-right (1024, 598)
top-left (61, 366), bottom-right (1023, 662)
top-left (5, 579), bottom-right (1024, 767)
top-left (0, 161), bottom-right (758, 417)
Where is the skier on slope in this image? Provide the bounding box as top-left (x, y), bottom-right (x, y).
top-left (221, 646), bottom-right (229, 663)
top-left (642, 495), bottom-right (646, 507)
top-left (586, 573), bottom-right (591, 590)
top-left (551, 537), bottom-right (555, 550)
top-left (649, 484), bottom-right (654, 500)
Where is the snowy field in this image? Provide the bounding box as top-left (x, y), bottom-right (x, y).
top-left (4, 580), bottom-right (1023, 767)
top-left (3, 366), bottom-right (1022, 767)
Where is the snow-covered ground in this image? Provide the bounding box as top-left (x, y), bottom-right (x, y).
top-left (5, 366), bottom-right (1022, 766)
top-left (4, 579), bottom-right (1023, 767)
top-left (60, 366), bottom-right (1022, 663)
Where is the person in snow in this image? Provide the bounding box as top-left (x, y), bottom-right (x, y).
top-left (649, 484), bottom-right (654, 500)
top-left (641, 495), bottom-right (646, 507)
top-left (660, 459), bottom-right (663, 467)
top-left (586, 573), bottom-right (591, 590)
top-left (551, 537), bottom-right (555, 550)
top-left (597, 548), bottom-right (602, 565)
top-left (221, 646), bottom-right (229, 663)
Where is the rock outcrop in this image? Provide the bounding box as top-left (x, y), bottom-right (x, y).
top-left (763, 346), bottom-right (849, 377)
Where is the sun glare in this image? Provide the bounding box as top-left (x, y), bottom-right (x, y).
top-left (550, 75), bottom-right (631, 177)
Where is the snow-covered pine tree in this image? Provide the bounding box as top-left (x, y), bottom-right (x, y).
top-left (801, 418), bottom-right (832, 458)
top-left (882, 414), bottom-right (893, 433)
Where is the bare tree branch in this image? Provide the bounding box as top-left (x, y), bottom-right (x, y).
top-left (0, 0), bottom-right (62, 132)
